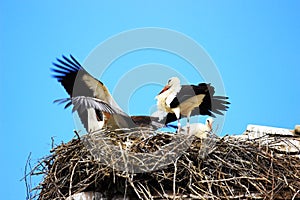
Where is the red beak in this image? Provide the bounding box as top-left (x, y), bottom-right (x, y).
top-left (158, 85), bottom-right (170, 95)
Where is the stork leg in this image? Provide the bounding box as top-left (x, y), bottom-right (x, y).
top-left (173, 107), bottom-right (181, 133)
top-left (186, 112), bottom-right (192, 134)
top-left (177, 119), bottom-right (181, 133)
top-left (187, 117), bottom-right (190, 134)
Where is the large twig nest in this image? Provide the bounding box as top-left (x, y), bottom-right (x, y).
top-left (28, 128), bottom-right (300, 199)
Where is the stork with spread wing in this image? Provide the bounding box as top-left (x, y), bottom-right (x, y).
top-left (51, 55), bottom-right (163, 132)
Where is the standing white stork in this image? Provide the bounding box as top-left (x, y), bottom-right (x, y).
top-left (156, 77), bottom-right (230, 132)
top-left (52, 55), bottom-right (164, 132)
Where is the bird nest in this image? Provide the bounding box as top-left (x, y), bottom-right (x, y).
top-left (27, 129), bottom-right (300, 199)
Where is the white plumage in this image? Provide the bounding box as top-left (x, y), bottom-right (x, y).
top-left (182, 117), bottom-right (214, 139)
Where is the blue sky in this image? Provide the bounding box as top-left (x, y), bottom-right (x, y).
top-left (1, 1), bottom-right (300, 199)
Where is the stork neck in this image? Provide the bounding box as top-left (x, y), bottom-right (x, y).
top-left (172, 84), bottom-right (181, 95)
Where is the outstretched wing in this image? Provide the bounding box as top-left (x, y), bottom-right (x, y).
top-left (191, 83), bottom-right (230, 117)
top-left (51, 55), bottom-right (122, 110)
top-left (51, 55), bottom-right (91, 96)
top-left (52, 55), bottom-right (138, 131)
top-left (54, 96), bottom-right (125, 115)
top-left (54, 96), bottom-right (138, 131)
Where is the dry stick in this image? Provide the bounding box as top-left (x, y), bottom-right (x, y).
top-left (216, 169), bottom-right (227, 199)
top-left (187, 157), bottom-right (198, 196)
top-left (223, 175), bottom-right (234, 198)
top-left (238, 179), bottom-right (251, 198)
top-left (123, 173), bottom-right (129, 200)
top-left (127, 176), bottom-right (143, 199)
top-left (73, 130), bottom-right (81, 140)
top-left (159, 181), bottom-right (167, 198)
top-left (172, 156), bottom-right (179, 200)
top-left (272, 158), bottom-right (300, 180)
top-left (136, 182), bottom-right (151, 200)
top-left (248, 179), bottom-right (267, 197)
top-left (120, 141), bottom-right (130, 200)
top-left (292, 190), bottom-right (300, 200)
top-left (148, 135), bottom-right (191, 171)
top-left (73, 171), bottom-right (102, 194)
top-left (199, 176), bottom-right (268, 183)
top-left (189, 193), bottom-right (209, 199)
top-left (218, 193), bottom-right (264, 199)
top-left (188, 184), bottom-right (205, 199)
top-left (267, 150), bottom-right (275, 199)
top-left (144, 183), bottom-right (154, 200)
top-left (51, 137), bottom-right (55, 149)
top-left (150, 183), bottom-right (164, 199)
top-left (24, 152), bottom-right (32, 199)
top-left (283, 179), bottom-right (299, 193)
top-left (188, 167), bottom-right (209, 198)
top-left (222, 175), bottom-right (233, 198)
top-left (204, 174), bottom-right (213, 196)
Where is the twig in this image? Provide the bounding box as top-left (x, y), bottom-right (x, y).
top-left (73, 130), bottom-right (81, 140)
top-left (69, 161), bottom-right (79, 197)
top-left (292, 190), bottom-right (300, 200)
top-left (24, 152), bottom-right (32, 200)
top-left (173, 156), bottom-right (179, 200)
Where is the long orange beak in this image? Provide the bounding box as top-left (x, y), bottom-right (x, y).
top-left (158, 85), bottom-right (170, 95)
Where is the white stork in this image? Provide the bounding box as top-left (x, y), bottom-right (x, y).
top-left (52, 55), bottom-right (164, 132)
top-left (156, 77), bottom-right (230, 132)
top-left (183, 117), bottom-right (214, 138)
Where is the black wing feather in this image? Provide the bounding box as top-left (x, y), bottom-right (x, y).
top-left (70, 54), bottom-right (82, 67)
top-left (164, 83), bottom-right (230, 124)
top-left (61, 55), bottom-right (81, 69)
top-left (57, 57), bottom-right (80, 72)
top-left (51, 55), bottom-right (96, 97)
top-left (191, 83), bottom-right (230, 117)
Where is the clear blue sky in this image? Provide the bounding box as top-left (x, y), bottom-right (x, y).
top-left (1, 1), bottom-right (300, 199)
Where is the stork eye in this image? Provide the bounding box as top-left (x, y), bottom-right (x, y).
top-left (168, 79), bottom-right (171, 84)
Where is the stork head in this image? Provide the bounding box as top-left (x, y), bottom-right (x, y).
top-left (206, 117), bottom-right (214, 131)
top-left (158, 77), bottom-right (181, 95)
